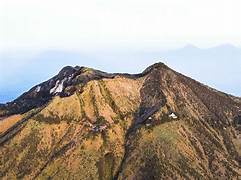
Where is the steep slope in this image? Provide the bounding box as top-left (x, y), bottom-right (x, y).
top-left (0, 63), bottom-right (240, 179)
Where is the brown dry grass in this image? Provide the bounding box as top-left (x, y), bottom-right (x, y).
top-left (0, 114), bottom-right (22, 134)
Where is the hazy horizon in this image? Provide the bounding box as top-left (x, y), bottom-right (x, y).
top-left (1, 44), bottom-right (241, 103)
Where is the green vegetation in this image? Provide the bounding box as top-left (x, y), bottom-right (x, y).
top-left (97, 153), bottom-right (115, 180)
top-left (89, 85), bottom-right (99, 117)
top-left (99, 80), bottom-right (124, 120)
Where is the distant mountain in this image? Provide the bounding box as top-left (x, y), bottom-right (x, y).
top-left (0, 63), bottom-right (240, 179)
top-left (0, 44), bottom-right (241, 103)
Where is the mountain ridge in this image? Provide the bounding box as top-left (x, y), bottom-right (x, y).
top-left (0, 62), bottom-right (168, 117)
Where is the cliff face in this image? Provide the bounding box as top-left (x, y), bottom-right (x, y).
top-left (0, 63), bottom-right (240, 179)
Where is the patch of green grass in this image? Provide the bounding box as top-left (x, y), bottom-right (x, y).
top-left (76, 94), bottom-right (88, 121)
top-left (89, 85), bottom-right (99, 117)
top-left (97, 153), bottom-right (114, 180)
top-left (34, 112), bottom-right (61, 124)
top-left (95, 116), bottom-right (107, 126)
top-left (152, 125), bottom-right (179, 144)
top-left (99, 80), bottom-right (124, 120)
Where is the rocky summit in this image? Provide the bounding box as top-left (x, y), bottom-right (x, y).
top-left (0, 62), bottom-right (240, 179)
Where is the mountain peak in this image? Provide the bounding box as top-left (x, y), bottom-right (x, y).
top-left (142, 62), bottom-right (169, 74)
top-left (58, 65), bottom-right (80, 77)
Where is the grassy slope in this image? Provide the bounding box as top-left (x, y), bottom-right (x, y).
top-left (0, 77), bottom-right (143, 179)
top-left (0, 67), bottom-right (240, 179)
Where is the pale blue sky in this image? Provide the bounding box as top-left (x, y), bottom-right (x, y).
top-left (0, 44), bottom-right (241, 103)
